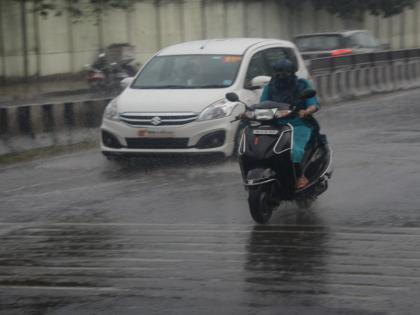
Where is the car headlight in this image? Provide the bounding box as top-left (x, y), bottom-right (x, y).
top-left (104, 99), bottom-right (119, 121)
top-left (197, 99), bottom-right (237, 121)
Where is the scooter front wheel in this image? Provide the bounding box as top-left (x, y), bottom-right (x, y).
top-left (248, 185), bottom-right (273, 224)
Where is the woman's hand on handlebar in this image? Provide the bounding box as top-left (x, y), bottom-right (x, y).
top-left (238, 112), bottom-right (246, 120)
top-left (298, 105), bottom-right (318, 118)
top-left (298, 109), bottom-right (309, 118)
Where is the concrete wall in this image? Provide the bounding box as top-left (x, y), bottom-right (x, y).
top-left (0, 0), bottom-right (419, 81)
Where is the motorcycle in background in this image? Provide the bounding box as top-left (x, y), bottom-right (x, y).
top-left (85, 44), bottom-right (138, 92)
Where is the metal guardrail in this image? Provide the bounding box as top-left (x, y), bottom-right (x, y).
top-left (0, 99), bottom-right (110, 155)
top-left (310, 48), bottom-right (420, 103)
top-left (310, 48), bottom-right (420, 72)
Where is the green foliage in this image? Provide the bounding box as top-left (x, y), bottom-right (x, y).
top-left (279, 0), bottom-right (418, 18)
top-left (21, 0), bottom-right (420, 19)
top-left (19, 0), bottom-right (133, 19)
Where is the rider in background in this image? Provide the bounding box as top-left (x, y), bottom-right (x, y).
top-left (260, 59), bottom-right (320, 189)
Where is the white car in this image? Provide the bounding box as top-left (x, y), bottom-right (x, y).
top-left (100, 38), bottom-right (310, 158)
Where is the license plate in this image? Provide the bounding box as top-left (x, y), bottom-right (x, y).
top-left (137, 128), bottom-right (174, 138)
top-left (253, 130), bottom-right (279, 135)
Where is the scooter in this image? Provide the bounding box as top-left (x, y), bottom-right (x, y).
top-left (226, 90), bottom-right (333, 224)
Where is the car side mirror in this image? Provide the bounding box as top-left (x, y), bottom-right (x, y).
top-left (299, 89), bottom-right (316, 100)
top-left (247, 75), bottom-right (271, 90)
top-left (225, 92), bottom-right (239, 102)
top-left (120, 77), bottom-right (134, 89)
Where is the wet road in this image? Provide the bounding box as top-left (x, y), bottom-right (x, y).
top-left (1, 90), bottom-right (420, 314)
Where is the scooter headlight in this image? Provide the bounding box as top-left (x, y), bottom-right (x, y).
top-left (104, 98), bottom-right (120, 121)
top-left (254, 109), bottom-right (276, 120)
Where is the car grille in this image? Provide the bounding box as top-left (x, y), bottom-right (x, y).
top-left (120, 112), bottom-right (198, 126)
top-left (125, 138), bottom-right (189, 149)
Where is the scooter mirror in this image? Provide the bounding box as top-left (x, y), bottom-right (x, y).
top-left (120, 77), bottom-right (134, 89)
top-left (225, 92), bottom-right (239, 102)
top-left (299, 89), bottom-right (316, 99)
top-left (249, 75), bottom-right (271, 90)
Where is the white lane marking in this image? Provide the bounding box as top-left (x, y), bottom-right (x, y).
top-left (0, 222), bottom-right (419, 232)
top-left (1, 178), bottom-right (152, 199)
top-left (0, 258), bottom-right (235, 264)
top-left (0, 285), bottom-right (124, 292)
top-left (0, 266), bottom-right (168, 271)
top-left (293, 293), bottom-right (386, 302)
top-left (1, 265), bottom-right (417, 282)
top-left (4, 229), bottom-right (420, 239)
top-left (0, 172), bottom-right (96, 194)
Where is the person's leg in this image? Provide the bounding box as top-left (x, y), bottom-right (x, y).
top-left (292, 125), bottom-right (312, 189)
top-left (294, 163), bottom-right (302, 178)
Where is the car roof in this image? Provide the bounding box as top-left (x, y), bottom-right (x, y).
top-left (294, 30), bottom-right (370, 38)
top-left (157, 38), bottom-right (295, 56)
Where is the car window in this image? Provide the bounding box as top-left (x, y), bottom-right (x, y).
top-left (132, 54), bottom-right (242, 89)
top-left (264, 48), bottom-right (298, 76)
top-left (294, 35), bottom-right (342, 51)
top-left (349, 34), bottom-right (361, 47)
top-left (363, 32), bottom-right (379, 48)
top-left (245, 51), bottom-right (268, 85)
top-left (350, 32), bottom-right (378, 48)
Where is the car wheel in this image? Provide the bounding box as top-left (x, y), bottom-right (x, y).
top-left (102, 152), bottom-right (127, 162)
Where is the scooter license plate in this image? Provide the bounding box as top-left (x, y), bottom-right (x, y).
top-left (253, 130), bottom-right (279, 135)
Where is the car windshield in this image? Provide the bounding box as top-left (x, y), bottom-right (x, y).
top-left (132, 54), bottom-right (243, 89)
top-left (294, 35), bottom-right (342, 52)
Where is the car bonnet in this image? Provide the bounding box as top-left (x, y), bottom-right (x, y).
top-left (116, 88), bottom-right (230, 113)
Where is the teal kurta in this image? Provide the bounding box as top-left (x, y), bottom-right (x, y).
top-left (260, 79), bottom-right (320, 163)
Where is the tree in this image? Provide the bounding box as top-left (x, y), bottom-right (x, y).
top-left (21, 0), bottom-right (420, 20)
top-left (18, 0), bottom-right (133, 19)
top-left (279, 0), bottom-right (418, 19)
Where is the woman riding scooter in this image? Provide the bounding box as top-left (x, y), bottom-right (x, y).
top-left (260, 59), bottom-right (320, 189)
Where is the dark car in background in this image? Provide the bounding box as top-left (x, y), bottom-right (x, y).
top-left (293, 30), bottom-right (389, 60)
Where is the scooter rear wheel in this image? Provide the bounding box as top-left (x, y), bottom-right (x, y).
top-left (248, 186), bottom-right (273, 224)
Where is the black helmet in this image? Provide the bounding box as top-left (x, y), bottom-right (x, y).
top-left (273, 59), bottom-right (297, 75)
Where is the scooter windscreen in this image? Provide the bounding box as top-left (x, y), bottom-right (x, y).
top-left (251, 101), bottom-right (291, 110)
top-left (245, 102), bottom-right (293, 121)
